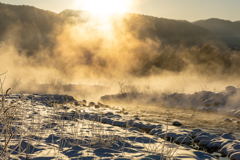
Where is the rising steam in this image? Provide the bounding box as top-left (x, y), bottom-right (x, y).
top-left (1, 3), bottom-right (240, 100)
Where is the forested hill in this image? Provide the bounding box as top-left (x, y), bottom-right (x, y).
top-left (194, 18), bottom-right (240, 50)
top-left (0, 3), bottom-right (63, 56)
top-left (119, 13), bottom-right (224, 48)
top-left (0, 2), bottom-right (229, 57)
top-left (1, 2), bottom-right (240, 78)
top-left (59, 10), bottom-right (225, 48)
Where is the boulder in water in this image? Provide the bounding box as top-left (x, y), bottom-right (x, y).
top-left (224, 118), bottom-right (232, 122)
top-left (173, 121), bottom-right (182, 126)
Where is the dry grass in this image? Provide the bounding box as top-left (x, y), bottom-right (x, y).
top-left (0, 94), bottom-right (180, 159)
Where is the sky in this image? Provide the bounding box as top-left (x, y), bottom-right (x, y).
top-left (0, 0), bottom-right (239, 22)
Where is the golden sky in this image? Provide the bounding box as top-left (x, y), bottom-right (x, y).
top-left (0, 0), bottom-right (239, 21)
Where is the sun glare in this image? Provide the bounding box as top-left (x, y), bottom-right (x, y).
top-left (75, 0), bottom-right (132, 16)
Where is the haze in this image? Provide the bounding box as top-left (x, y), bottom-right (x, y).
top-left (0, 1), bottom-right (240, 101)
top-left (1, 1), bottom-right (240, 159)
top-left (0, 0), bottom-right (240, 21)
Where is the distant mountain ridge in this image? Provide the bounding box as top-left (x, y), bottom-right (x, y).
top-left (0, 2), bottom-right (63, 55)
top-left (194, 18), bottom-right (240, 49)
top-left (0, 2), bottom-right (239, 53)
top-left (0, 2), bottom-right (231, 54)
top-left (1, 2), bottom-right (240, 78)
top-left (119, 14), bottom-right (223, 47)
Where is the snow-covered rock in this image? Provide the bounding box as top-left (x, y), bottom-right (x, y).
top-left (226, 86), bottom-right (237, 93)
top-left (206, 135), bottom-right (235, 149)
top-left (149, 127), bottom-right (164, 135)
top-left (194, 133), bottom-right (217, 143)
top-left (128, 127), bottom-right (142, 132)
top-left (230, 152), bottom-right (240, 160)
top-left (199, 140), bottom-right (212, 147)
top-left (106, 112), bottom-right (114, 117)
top-left (189, 129), bottom-right (203, 138)
top-left (174, 136), bottom-right (191, 144)
top-left (219, 140), bottom-right (240, 157)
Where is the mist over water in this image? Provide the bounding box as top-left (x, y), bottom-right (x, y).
top-left (1, 4), bottom-right (240, 101)
top-left (1, 3), bottom-right (240, 160)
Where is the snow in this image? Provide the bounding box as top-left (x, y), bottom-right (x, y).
top-left (230, 152), bottom-right (240, 160)
top-left (219, 140), bottom-right (240, 157)
top-left (0, 94), bottom-right (223, 159)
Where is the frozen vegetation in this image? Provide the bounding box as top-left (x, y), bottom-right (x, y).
top-left (0, 93), bottom-right (240, 160)
top-left (0, 3), bottom-right (240, 160)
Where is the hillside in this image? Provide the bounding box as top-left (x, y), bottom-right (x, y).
top-left (0, 2), bottom-right (63, 56)
top-left (1, 2), bottom-right (240, 80)
top-left (0, 2), bottom-right (226, 56)
top-left (194, 18), bottom-right (240, 49)
top-left (121, 13), bottom-right (224, 48)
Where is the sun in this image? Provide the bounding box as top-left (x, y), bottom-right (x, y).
top-left (74, 0), bottom-right (132, 16)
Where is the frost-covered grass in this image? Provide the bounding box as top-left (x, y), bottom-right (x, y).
top-left (0, 93), bottom-right (173, 159)
top-left (0, 93), bottom-right (220, 160)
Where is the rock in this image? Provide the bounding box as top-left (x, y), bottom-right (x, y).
top-left (203, 98), bottom-right (220, 106)
top-left (224, 118), bottom-right (232, 122)
top-left (135, 117), bottom-right (140, 120)
top-left (63, 105), bottom-right (69, 110)
top-left (106, 112), bottom-right (114, 117)
top-left (128, 127), bottom-right (142, 132)
top-left (159, 132), bottom-right (178, 140)
top-left (220, 133), bottom-right (235, 139)
top-left (94, 105), bottom-right (100, 108)
top-left (219, 140), bottom-right (240, 156)
top-left (226, 86), bottom-right (236, 93)
top-left (194, 135), bottom-right (209, 143)
top-left (207, 141), bottom-right (223, 149)
top-left (175, 136), bottom-right (191, 144)
top-left (82, 100), bottom-right (87, 104)
top-left (74, 101), bottom-right (81, 106)
top-left (115, 110), bottom-right (122, 113)
top-left (149, 127), bottom-right (164, 135)
top-left (199, 140), bottom-right (212, 147)
top-left (190, 129), bottom-right (203, 138)
top-left (233, 110), bottom-right (240, 117)
top-left (114, 114), bottom-right (122, 119)
top-left (98, 102), bottom-right (105, 107)
top-left (88, 102), bottom-right (95, 107)
top-left (172, 121), bottom-right (182, 126)
top-left (194, 133), bottom-right (217, 143)
top-left (112, 121), bottom-right (126, 127)
top-left (230, 152), bottom-right (240, 160)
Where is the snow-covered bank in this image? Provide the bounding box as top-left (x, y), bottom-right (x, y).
top-left (66, 104), bottom-right (240, 160)
top-left (0, 94), bottom-right (221, 159)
